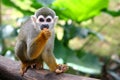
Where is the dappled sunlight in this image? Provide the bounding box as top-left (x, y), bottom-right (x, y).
top-left (55, 26), bottom-right (64, 40)
top-left (68, 37), bottom-right (85, 50)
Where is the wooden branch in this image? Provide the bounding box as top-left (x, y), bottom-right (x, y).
top-left (0, 55), bottom-right (99, 80)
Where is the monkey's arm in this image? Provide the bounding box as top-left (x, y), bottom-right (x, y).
top-left (27, 29), bottom-right (51, 60)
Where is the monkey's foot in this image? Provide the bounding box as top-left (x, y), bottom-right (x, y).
top-left (55, 64), bottom-right (69, 73)
top-left (31, 63), bottom-right (43, 70)
top-left (20, 63), bottom-right (29, 76)
top-left (42, 28), bottom-right (51, 39)
top-left (36, 63), bottom-right (43, 70)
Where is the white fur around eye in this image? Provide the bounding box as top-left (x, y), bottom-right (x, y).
top-left (46, 16), bottom-right (53, 23)
top-left (37, 15), bottom-right (45, 23)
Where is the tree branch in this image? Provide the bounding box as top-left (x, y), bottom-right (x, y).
top-left (0, 55), bottom-right (99, 80)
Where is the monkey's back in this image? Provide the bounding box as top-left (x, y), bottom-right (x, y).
top-left (18, 18), bottom-right (39, 42)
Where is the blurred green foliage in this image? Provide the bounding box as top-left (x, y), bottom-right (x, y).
top-left (53, 0), bottom-right (109, 21)
top-left (1, 0), bottom-right (120, 79)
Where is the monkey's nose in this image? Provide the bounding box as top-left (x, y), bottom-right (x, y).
top-left (41, 24), bottom-right (49, 30)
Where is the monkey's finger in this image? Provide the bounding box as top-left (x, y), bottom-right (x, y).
top-left (55, 69), bottom-right (63, 73)
top-left (31, 63), bottom-right (36, 68)
top-left (55, 64), bottom-right (69, 73)
top-left (43, 28), bottom-right (48, 30)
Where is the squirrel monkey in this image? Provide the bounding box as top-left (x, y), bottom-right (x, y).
top-left (15, 7), bottom-right (68, 76)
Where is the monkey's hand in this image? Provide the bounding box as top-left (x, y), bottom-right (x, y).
top-left (28, 28), bottom-right (51, 60)
top-left (41, 28), bottom-right (51, 40)
top-left (55, 64), bottom-right (69, 73)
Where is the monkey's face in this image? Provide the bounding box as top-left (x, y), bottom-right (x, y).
top-left (35, 15), bottom-right (55, 31)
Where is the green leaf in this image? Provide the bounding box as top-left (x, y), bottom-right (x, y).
top-left (54, 38), bottom-right (67, 59)
top-left (2, 0), bottom-right (33, 15)
top-left (104, 9), bottom-right (120, 17)
top-left (63, 23), bottom-right (78, 41)
top-left (53, 0), bottom-right (109, 22)
top-left (31, 0), bottom-right (42, 9)
top-left (54, 37), bottom-right (75, 62)
top-left (37, 0), bottom-right (55, 5)
top-left (67, 53), bottom-right (102, 74)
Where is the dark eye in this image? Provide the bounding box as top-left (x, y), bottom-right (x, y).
top-left (39, 18), bottom-right (44, 22)
top-left (46, 18), bottom-right (51, 22)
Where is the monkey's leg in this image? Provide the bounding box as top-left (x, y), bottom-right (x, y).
top-left (20, 63), bottom-right (29, 76)
top-left (15, 41), bottom-right (29, 76)
top-left (27, 28), bottom-right (51, 60)
top-left (42, 52), bottom-right (57, 72)
top-left (42, 51), bottom-right (68, 73)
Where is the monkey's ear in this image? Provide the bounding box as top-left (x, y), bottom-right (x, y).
top-left (31, 15), bottom-right (37, 26)
top-left (54, 16), bottom-right (58, 23)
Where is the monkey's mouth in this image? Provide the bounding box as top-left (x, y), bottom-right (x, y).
top-left (41, 24), bottom-right (49, 30)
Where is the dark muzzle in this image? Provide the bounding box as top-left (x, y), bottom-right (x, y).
top-left (41, 24), bottom-right (49, 30)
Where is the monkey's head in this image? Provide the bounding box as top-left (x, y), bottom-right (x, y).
top-left (31, 7), bottom-right (58, 31)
